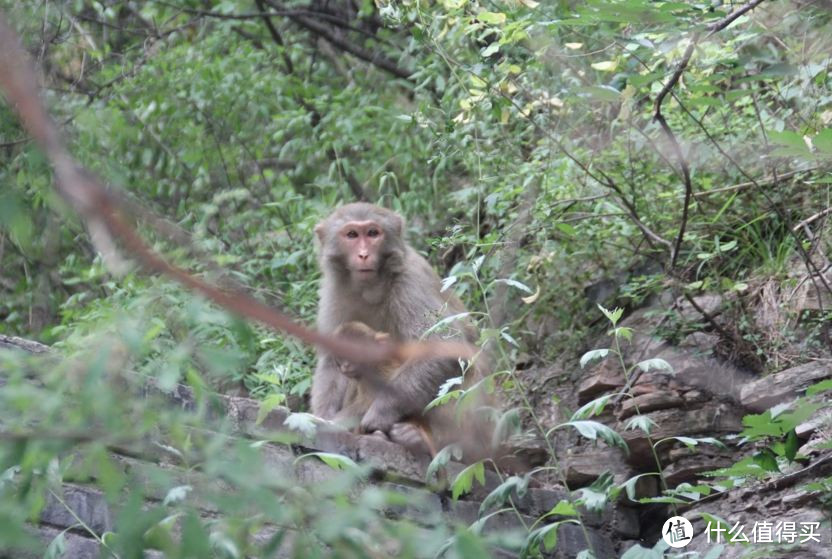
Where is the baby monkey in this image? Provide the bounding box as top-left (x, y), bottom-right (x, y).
top-left (332, 321), bottom-right (439, 457)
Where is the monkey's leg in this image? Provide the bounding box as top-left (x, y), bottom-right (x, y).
top-left (389, 422), bottom-right (436, 457)
top-left (414, 422), bottom-right (438, 458)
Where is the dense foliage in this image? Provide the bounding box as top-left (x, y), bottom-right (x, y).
top-left (1, 1), bottom-right (830, 557)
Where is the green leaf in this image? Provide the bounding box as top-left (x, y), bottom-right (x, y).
top-left (579, 349), bottom-right (609, 368)
top-left (752, 448), bottom-right (780, 472)
top-left (422, 312), bottom-right (473, 337)
top-left (571, 394), bottom-right (614, 419)
top-left (256, 393), bottom-right (286, 425)
top-left (554, 420), bottom-right (628, 452)
top-left (481, 43), bottom-right (500, 57)
top-left (162, 485), bottom-right (192, 506)
top-left (0, 192), bottom-right (34, 249)
top-left (813, 128), bottom-right (832, 155)
top-left (143, 514), bottom-right (181, 552)
top-left (621, 473), bottom-right (659, 501)
top-left (283, 412), bottom-right (318, 437)
top-left (597, 304), bottom-right (624, 325)
top-left (440, 275), bottom-right (458, 292)
top-left (548, 499), bottom-right (578, 517)
top-left (525, 522), bottom-right (563, 553)
top-left (426, 444), bottom-right (463, 483)
top-left (806, 379), bottom-right (832, 396)
top-left (635, 358), bottom-right (673, 374)
top-left (660, 436), bottom-right (726, 450)
top-left (426, 376), bottom-right (463, 410)
top-left (768, 130), bottom-right (810, 157)
top-left (479, 475), bottom-right (529, 514)
top-left (784, 429), bottom-right (799, 462)
top-left (452, 461), bottom-right (486, 500)
top-left (298, 452), bottom-right (358, 471)
top-left (557, 222), bottom-right (577, 236)
top-left (591, 60), bottom-right (618, 72)
top-left (478, 11), bottom-right (506, 24)
top-left (210, 531), bottom-right (240, 558)
top-left (493, 278), bottom-right (534, 293)
top-left (620, 542), bottom-right (663, 559)
top-left (44, 531), bottom-right (67, 559)
top-left (576, 471), bottom-right (614, 512)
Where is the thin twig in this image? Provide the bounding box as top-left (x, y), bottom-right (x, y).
top-left (654, 37), bottom-right (698, 270)
top-left (793, 207), bottom-right (832, 232)
top-left (692, 167), bottom-right (820, 198)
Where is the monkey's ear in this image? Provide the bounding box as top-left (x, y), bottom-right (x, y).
top-left (375, 332), bottom-right (390, 342)
top-left (392, 214), bottom-right (405, 236)
top-left (314, 223), bottom-right (325, 242)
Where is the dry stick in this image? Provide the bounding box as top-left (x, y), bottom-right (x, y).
top-left (793, 207), bottom-right (832, 232)
top-left (692, 167), bottom-right (820, 198)
top-left (0, 14), bottom-right (472, 370)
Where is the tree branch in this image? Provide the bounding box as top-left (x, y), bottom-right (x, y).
top-left (653, 0), bottom-right (770, 269)
top-left (254, 0), bottom-right (294, 74)
top-left (263, 0), bottom-right (412, 81)
top-left (654, 37), bottom-right (697, 270)
top-left (0, 14), bottom-right (469, 369)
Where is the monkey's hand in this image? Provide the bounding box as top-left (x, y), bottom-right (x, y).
top-left (360, 397), bottom-right (401, 434)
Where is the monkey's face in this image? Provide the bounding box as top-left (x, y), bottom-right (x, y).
top-left (336, 358), bottom-right (361, 379)
top-left (336, 220), bottom-right (385, 281)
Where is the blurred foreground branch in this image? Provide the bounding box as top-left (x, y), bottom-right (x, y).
top-left (0, 14), bottom-right (471, 369)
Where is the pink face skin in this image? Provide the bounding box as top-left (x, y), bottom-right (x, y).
top-left (337, 220), bottom-right (384, 280)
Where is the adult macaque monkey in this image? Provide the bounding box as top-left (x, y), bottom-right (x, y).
top-left (311, 203), bottom-right (484, 450)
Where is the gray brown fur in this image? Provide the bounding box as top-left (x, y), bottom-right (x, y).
top-left (311, 203), bottom-right (481, 439)
top-left (330, 321), bottom-right (441, 455)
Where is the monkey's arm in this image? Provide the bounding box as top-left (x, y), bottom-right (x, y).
top-left (310, 355), bottom-right (349, 419)
top-left (360, 357), bottom-right (460, 433)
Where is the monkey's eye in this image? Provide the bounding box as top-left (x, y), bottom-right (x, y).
top-left (346, 230), bottom-right (359, 239)
top-left (367, 229), bottom-right (380, 238)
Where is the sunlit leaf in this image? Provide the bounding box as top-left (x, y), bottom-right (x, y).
top-left (298, 452), bottom-right (358, 471)
top-left (635, 358), bottom-right (673, 374)
top-left (283, 412), bottom-right (318, 437)
top-left (591, 60), bottom-right (618, 72)
top-left (579, 348), bottom-right (609, 368)
top-left (478, 11), bottom-right (506, 24)
top-left (451, 461), bottom-right (486, 500)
